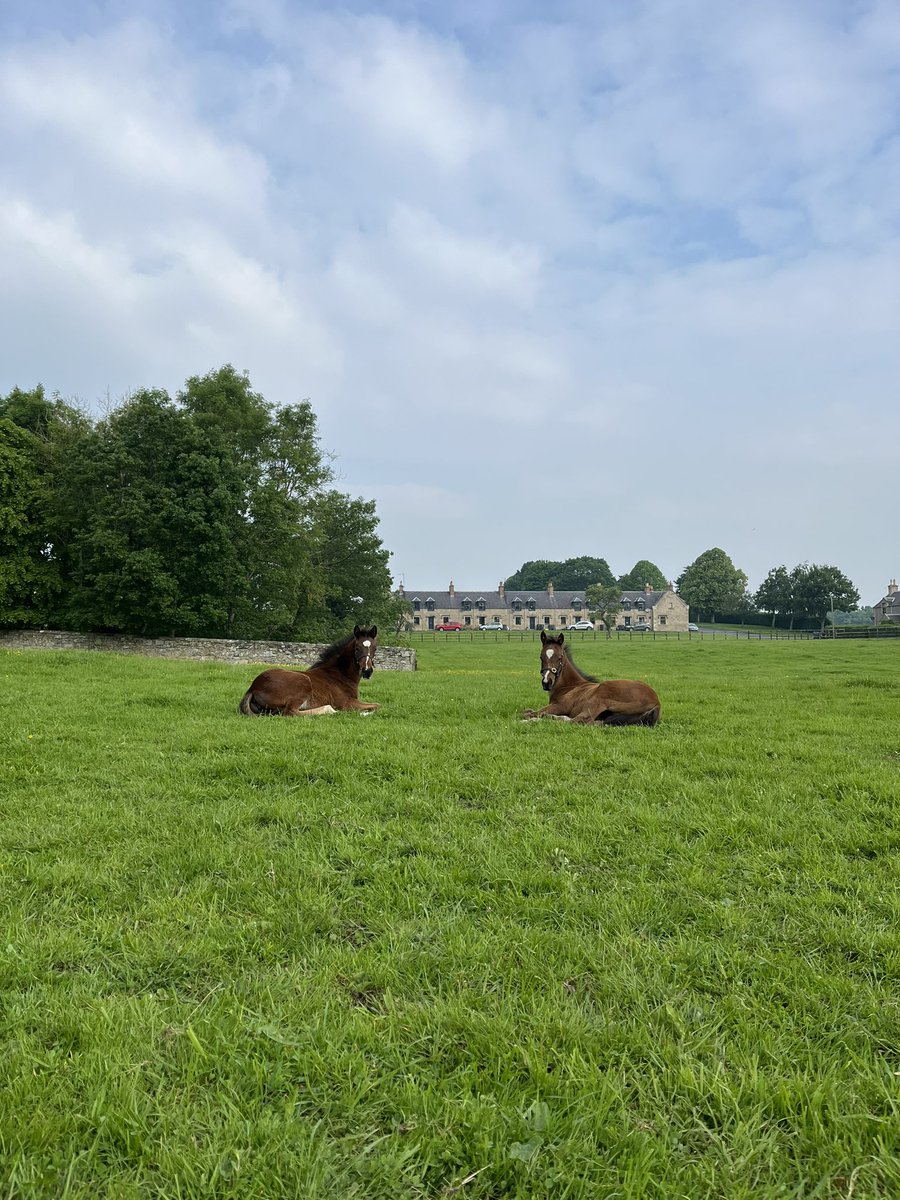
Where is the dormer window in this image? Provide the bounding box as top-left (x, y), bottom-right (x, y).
top-left (512, 598), bottom-right (522, 611)
top-left (526, 598), bottom-right (536, 611)
top-left (572, 598), bottom-right (582, 612)
top-left (636, 598), bottom-right (645, 611)
top-left (622, 598), bottom-right (631, 611)
top-left (425, 597), bottom-right (435, 612)
top-left (461, 598), bottom-right (472, 611)
top-left (412, 598), bottom-right (421, 612)
top-left (476, 597), bottom-right (486, 612)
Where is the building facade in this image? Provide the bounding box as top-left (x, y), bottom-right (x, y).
top-left (873, 578), bottom-right (899, 626)
top-left (398, 580), bottom-right (690, 632)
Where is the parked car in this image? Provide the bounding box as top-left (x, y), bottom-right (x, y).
top-left (630, 622), bottom-right (652, 632)
top-left (687, 622), bottom-right (700, 632)
top-left (480, 622), bottom-right (507, 631)
top-left (568, 620), bottom-right (594, 631)
top-left (435, 622), bottom-right (463, 632)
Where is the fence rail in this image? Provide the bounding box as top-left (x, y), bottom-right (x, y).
top-left (406, 628), bottom-right (827, 644)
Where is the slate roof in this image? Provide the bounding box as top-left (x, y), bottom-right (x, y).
top-left (401, 587), bottom-right (674, 611)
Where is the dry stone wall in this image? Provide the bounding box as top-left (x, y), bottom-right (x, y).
top-left (0, 630), bottom-right (416, 671)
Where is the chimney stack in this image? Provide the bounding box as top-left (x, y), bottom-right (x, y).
top-left (547, 581), bottom-right (555, 599)
top-left (644, 582), bottom-right (652, 594)
top-left (449, 579), bottom-right (455, 597)
top-left (498, 581), bottom-right (505, 598)
top-left (889, 579), bottom-right (898, 595)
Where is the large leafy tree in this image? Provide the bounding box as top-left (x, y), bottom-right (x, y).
top-left (5, 366), bottom-right (396, 640)
top-left (618, 559), bottom-right (668, 591)
top-left (0, 386), bottom-right (87, 626)
top-left (506, 556), bottom-right (615, 590)
top-left (676, 548), bottom-right (748, 622)
top-left (791, 563), bottom-right (860, 632)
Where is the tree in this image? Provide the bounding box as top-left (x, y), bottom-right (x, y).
top-left (791, 563), bottom-right (860, 632)
top-left (586, 583), bottom-right (622, 638)
top-left (755, 566), bottom-right (794, 628)
top-left (505, 556), bottom-right (615, 590)
top-left (676, 548), bottom-right (748, 622)
top-left (617, 559), bottom-right (668, 591)
top-left (0, 385), bottom-right (87, 626)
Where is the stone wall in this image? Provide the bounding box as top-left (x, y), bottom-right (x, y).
top-left (0, 629), bottom-right (417, 671)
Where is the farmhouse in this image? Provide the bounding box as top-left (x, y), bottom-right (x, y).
top-left (398, 580), bottom-right (690, 632)
top-left (872, 578), bottom-right (900, 626)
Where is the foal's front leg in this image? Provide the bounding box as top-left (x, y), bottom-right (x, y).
top-left (521, 703), bottom-right (573, 722)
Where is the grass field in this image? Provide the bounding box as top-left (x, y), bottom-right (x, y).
top-left (1, 637), bottom-right (899, 1199)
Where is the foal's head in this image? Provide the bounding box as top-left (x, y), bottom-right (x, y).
top-left (352, 625), bottom-right (378, 678)
top-left (539, 630), bottom-right (567, 691)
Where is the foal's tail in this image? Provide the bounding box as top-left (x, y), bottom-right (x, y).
top-left (239, 689), bottom-right (270, 716)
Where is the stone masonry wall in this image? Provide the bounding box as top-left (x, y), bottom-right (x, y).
top-left (0, 629), bottom-right (417, 671)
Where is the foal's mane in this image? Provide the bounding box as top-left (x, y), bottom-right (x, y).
top-left (311, 632), bottom-right (357, 669)
top-left (563, 644), bottom-right (598, 684)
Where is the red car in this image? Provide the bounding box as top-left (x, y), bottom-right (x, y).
top-left (435, 622), bottom-right (463, 631)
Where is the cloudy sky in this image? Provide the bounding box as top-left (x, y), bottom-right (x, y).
top-left (2, 0), bottom-right (898, 605)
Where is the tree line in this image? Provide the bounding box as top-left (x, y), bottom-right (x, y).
top-left (505, 550), bottom-right (861, 632)
top-left (0, 366), bottom-right (402, 641)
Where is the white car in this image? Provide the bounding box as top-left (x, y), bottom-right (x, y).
top-left (568, 620), bottom-right (594, 631)
top-left (480, 621), bottom-right (507, 631)
top-left (687, 622), bottom-right (700, 632)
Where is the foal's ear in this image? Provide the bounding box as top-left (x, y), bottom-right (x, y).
top-left (368, 625), bottom-right (377, 638)
top-left (353, 625), bottom-right (363, 638)
top-left (556, 633), bottom-right (565, 645)
top-left (540, 630), bottom-right (549, 644)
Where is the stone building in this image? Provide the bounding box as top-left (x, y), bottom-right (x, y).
top-left (873, 578), bottom-right (900, 626)
top-left (398, 580), bottom-right (690, 632)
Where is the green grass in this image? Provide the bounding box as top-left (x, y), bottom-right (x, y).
top-left (1, 638), bottom-right (899, 1199)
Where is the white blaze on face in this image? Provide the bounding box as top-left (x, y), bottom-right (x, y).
top-left (542, 647), bottom-right (555, 686)
top-left (363, 640), bottom-right (371, 647)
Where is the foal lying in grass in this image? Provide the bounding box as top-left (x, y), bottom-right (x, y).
top-left (522, 630), bottom-right (661, 726)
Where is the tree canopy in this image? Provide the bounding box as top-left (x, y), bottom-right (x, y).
top-left (0, 367), bottom-right (400, 640)
top-left (676, 548), bottom-right (749, 621)
top-left (505, 556), bottom-right (615, 591)
top-left (754, 562), bottom-right (860, 630)
top-left (617, 559), bottom-right (668, 591)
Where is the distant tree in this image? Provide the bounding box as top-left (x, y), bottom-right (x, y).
top-left (506, 556), bottom-right (615, 590)
top-left (617, 559), bottom-right (668, 591)
top-left (791, 563), bottom-right (860, 633)
top-left (586, 583), bottom-right (622, 638)
top-left (676, 548), bottom-right (748, 622)
top-left (755, 565), bottom-right (794, 627)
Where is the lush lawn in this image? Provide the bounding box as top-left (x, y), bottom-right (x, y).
top-left (1, 638), bottom-right (899, 1199)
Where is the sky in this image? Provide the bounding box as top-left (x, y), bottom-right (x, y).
top-left (2, 0), bottom-right (898, 606)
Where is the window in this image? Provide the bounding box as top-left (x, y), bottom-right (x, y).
top-left (636, 598), bottom-right (645, 611)
top-left (572, 598), bottom-right (582, 612)
top-left (442, 616), bottom-right (449, 624)
top-left (461, 598), bottom-right (471, 611)
top-left (515, 616), bottom-right (522, 626)
top-left (622, 599), bottom-right (631, 611)
top-left (512, 598), bottom-right (522, 611)
top-left (659, 615), bottom-right (666, 625)
top-left (414, 616), bottom-right (420, 626)
top-left (413, 599), bottom-right (421, 612)
top-left (476, 597), bottom-right (486, 611)
top-left (479, 616), bottom-right (486, 626)
top-left (544, 616), bottom-right (551, 626)
top-left (465, 616), bottom-right (471, 625)
top-left (425, 598), bottom-right (434, 612)
top-left (526, 598), bottom-right (536, 611)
